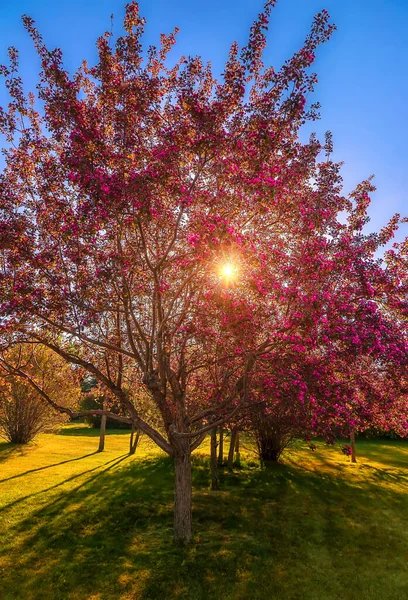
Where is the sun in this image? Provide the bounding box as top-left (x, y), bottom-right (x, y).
top-left (220, 262), bottom-right (237, 281)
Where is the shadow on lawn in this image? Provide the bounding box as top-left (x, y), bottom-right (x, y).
top-left (357, 441), bottom-right (408, 469)
top-left (0, 442), bottom-right (18, 463)
top-left (0, 452), bottom-right (99, 484)
top-left (0, 441), bottom-right (32, 463)
top-left (58, 426), bottom-right (131, 437)
top-left (0, 454), bottom-right (129, 514)
top-left (1, 454), bottom-right (408, 600)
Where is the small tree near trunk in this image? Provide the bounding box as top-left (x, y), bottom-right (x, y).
top-left (227, 427), bottom-right (238, 471)
top-left (98, 399), bottom-right (107, 452)
top-left (129, 425), bottom-right (141, 455)
top-left (350, 429), bottom-right (357, 463)
top-left (217, 427), bottom-right (224, 466)
top-left (235, 431), bottom-right (241, 464)
top-left (210, 427), bottom-right (219, 490)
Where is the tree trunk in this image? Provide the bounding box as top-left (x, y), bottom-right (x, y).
top-left (129, 425), bottom-right (140, 455)
top-left (211, 427), bottom-right (219, 490)
top-left (98, 401), bottom-right (107, 452)
top-left (258, 433), bottom-right (282, 465)
top-left (174, 445), bottom-right (192, 545)
top-left (350, 429), bottom-right (357, 463)
top-left (217, 426), bottom-right (224, 466)
top-left (227, 427), bottom-right (238, 470)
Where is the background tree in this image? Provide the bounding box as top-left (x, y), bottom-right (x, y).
top-left (0, 376), bottom-right (51, 443)
top-left (0, 344), bottom-right (80, 443)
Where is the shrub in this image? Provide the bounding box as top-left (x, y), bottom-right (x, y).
top-left (0, 344), bottom-right (80, 443)
top-left (0, 377), bottom-right (66, 443)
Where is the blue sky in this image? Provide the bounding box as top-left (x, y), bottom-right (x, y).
top-left (1, 0), bottom-right (407, 242)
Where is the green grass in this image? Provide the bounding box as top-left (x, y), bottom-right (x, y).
top-left (0, 424), bottom-right (407, 600)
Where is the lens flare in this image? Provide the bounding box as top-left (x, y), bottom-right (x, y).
top-left (220, 262), bottom-right (237, 282)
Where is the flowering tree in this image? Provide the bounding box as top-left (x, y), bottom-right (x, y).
top-left (246, 202), bottom-right (408, 462)
top-left (1, 1), bottom-right (407, 543)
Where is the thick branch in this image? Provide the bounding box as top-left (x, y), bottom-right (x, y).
top-left (190, 431), bottom-right (207, 452)
top-left (15, 337), bottom-right (174, 455)
top-left (173, 403), bottom-right (243, 439)
top-left (35, 314), bottom-right (139, 361)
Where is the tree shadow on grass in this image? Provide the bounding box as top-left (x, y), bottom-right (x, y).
top-left (0, 454), bottom-right (129, 514)
top-left (58, 427), bottom-right (131, 437)
top-left (358, 462), bottom-right (408, 485)
top-left (0, 441), bottom-right (40, 463)
top-left (357, 441), bottom-right (408, 469)
top-left (0, 452), bottom-right (99, 484)
top-left (0, 442), bottom-right (19, 463)
top-left (1, 455), bottom-right (408, 600)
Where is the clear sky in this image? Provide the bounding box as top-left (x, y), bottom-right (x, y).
top-left (1, 0), bottom-right (407, 243)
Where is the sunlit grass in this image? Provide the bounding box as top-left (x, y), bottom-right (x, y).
top-left (0, 424), bottom-right (407, 599)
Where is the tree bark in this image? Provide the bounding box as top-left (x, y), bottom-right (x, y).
top-left (217, 426), bottom-right (224, 466)
top-left (211, 427), bottom-right (219, 490)
top-left (350, 428), bottom-right (357, 463)
top-left (227, 427), bottom-right (238, 470)
top-left (129, 425), bottom-right (140, 455)
top-left (174, 444), bottom-right (192, 545)
top-left (98, 400), bottom-right (107, 452)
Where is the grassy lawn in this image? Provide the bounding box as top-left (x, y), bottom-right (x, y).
top-left (0, 425), bottom-right (407, 600)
